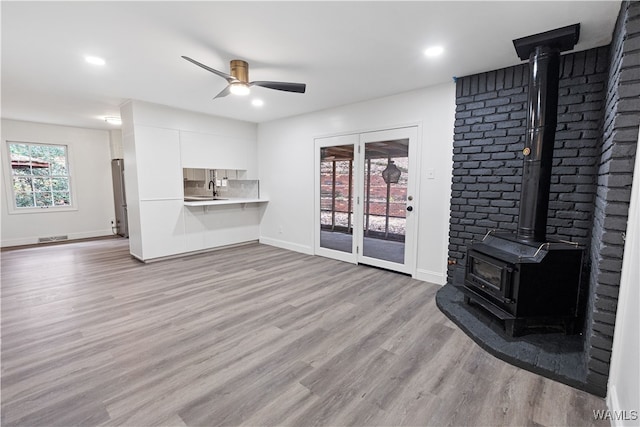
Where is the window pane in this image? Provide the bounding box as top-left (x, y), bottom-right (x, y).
top-left (35, 192), bottom-right (52, 207)
top-left (13, 176), bottom-right (32, 193)
top-left (9, 143), bottom-right (31, 175)
top-left (51, 177), bottom-right (69, 191)
top-left (33, 177), bottom-right (52, 192)
top-left (45, 145), bottom-right (67, 175)
top-left (12, 165), bottom-right (31, 175)
top-left (9, 143), bottom-right (29, 156)
top-left (29, 144), bottom-right (47, 160)
top-left (31, 166), bottom-right (51, 176)
top-left (52, 192), bottom-right (71, 206)
top-left (319, 145), bottom-right (355, 254)
top-left (29, 145), bottom-right (52, 175)
top-left (362, 139), bottom-right (408, 264)
top-left (50, 160), bottom-right (67, 175)
top-left (15, 192), bottom-right (34, 208)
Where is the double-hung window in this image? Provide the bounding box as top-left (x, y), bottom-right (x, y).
top-left (7, 142), bottom-right (73, 210)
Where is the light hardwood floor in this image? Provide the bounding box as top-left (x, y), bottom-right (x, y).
top-left (1, 238), bottom-right (608, 427)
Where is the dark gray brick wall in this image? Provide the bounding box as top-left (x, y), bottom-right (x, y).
top-left (447, 1), bottom-right (639, 397)
top-left (585, 0), bottom-right (640, 395)
top-left (449, 47), bottom-right (608, 272)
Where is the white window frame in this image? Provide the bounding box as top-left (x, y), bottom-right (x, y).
top-left (3, 139), bottom-right (78, 214)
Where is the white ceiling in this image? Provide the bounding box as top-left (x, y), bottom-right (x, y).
top-left (1, 1), bottom-right (621, 130)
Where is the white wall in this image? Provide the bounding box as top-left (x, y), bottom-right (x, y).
top-left (607, 128), bottom-right (640, 425)
top-left (121, 100), bottom-right (260, 261)
top-left (109, 129), bottom-right (123, 159)
top-left (0, 119), bottom-right (114, 246)
top-left (257, 83), bottom-right (456, 284)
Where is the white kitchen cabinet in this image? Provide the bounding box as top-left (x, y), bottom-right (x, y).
top-left (122, 100), bottom-right (260, 262)
top-left (180, 130), bottom-right (250, 170)
top-left (183, 168), bottom-right (207, 181)
top-left (139, 199), bottom-right (186, 259)
top-left (134, 125), bottom-right (182, 200)
top-left (184, 203), bottom-right (260, 253)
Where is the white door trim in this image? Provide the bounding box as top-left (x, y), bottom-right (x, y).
top-left (314, 125), bottom-right (422, 277)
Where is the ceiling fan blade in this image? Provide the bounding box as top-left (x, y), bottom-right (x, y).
top-left (182, 56), bottom-right (235, 83)
top-left (213, 85), bottom-right (231, 99)
top-left (250, 81), bottom-right (306, 93)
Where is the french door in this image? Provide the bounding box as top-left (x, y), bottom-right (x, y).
top-left (315, 126), bottom-right (419, 275)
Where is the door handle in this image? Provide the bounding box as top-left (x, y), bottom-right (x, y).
top-left (407, 206), bottom-right (413, 212)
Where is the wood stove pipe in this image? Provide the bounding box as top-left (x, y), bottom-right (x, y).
top-left (517, 46), bottom-right (560, 241)
top-left (512, 24), bottom-right (580, 242)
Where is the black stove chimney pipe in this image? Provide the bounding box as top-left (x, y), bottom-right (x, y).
top-left (517, 46), bottom-right (560, 241)
top-left (512, 24), bottom-right (580, 242)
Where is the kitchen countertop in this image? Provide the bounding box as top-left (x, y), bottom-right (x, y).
top-left (183, 198), bottom-right (268, 207)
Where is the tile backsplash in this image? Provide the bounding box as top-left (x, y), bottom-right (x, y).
top-left (221, 180), bottom-right (260, 198)
top-left (184, 179), bottom-right (259, 198)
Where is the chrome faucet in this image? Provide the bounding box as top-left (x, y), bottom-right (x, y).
top-left (208, 179), bottom-right (218, 198)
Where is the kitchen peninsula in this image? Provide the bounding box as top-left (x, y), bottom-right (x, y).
top-left (121, 100), bottom-right (264, 262)
top-left (184, 198), bottom-right (267, 207)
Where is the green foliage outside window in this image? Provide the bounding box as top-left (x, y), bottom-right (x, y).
top-left (8, 142), bottom-right (72, 209)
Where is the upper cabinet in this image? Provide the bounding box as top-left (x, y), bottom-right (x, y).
top-left (183, 168), bottom-right (206, 181)
top-left (134, 125), bottom-right (183, 200)
top-left (180, 131), bottom-right (250, 170)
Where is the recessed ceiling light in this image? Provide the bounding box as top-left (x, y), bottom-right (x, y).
top-left (251, 99), bottom-right (264, 107)
top-left (85, 56), bottom-right (106, 66)
top-left (424, 46), bottom-right (444, 57)
top-left (104, 117), bottom-right (122, 125)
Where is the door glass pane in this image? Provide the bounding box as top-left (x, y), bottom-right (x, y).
top-left (363, 139), bottom-right (408, 264)
top-left (320, 145), bottom-right (354, 253)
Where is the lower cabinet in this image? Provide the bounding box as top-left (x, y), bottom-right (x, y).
top-left (139, 200), bottom-right (187, 260)
top-left (135, 200), bottom-right (262, 261)
top-left (183, 204), bottom-right (261, 253)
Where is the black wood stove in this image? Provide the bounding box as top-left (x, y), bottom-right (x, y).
top-left (463, 232), bottom-right (583, 336)
top-left (458, 24), bottom-right (585, 337)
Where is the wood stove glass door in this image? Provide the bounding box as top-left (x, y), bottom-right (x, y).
top-left (356, 127), bottom-right (419, 275)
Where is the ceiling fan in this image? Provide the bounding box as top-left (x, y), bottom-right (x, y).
top-left (182, 56), bottom-right (306, 99)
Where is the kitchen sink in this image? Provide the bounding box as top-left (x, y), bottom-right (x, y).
top-left (184, 196), bottom-right (228, 201)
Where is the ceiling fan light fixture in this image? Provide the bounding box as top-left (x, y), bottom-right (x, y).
top-left (181, 56), bottom-right (306, 99)
top-left (229, 82), bottom-right (250, 96)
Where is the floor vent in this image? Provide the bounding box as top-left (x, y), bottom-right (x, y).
top-left (38, 235), bottom-right (68, 243)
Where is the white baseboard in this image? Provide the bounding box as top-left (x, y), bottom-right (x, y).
top-left (1, 229), bottom-right (114, 248)
top-left (258, 238), bottom-right (447, 284)
top-left (607, 386), bottom-right (623, 427)
top-left (605, 385), bottom-right (640, 427)
top-left (259, 236), bottom-right (314, 255)
top-left (139, 240), bottom-right (259, 263)
top-left (415, 268), bottom-right (446, 285)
